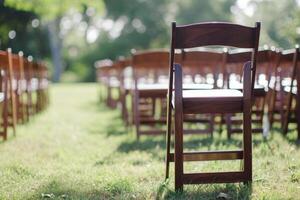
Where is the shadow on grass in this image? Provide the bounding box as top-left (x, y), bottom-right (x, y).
top-left (117, 137), bottom-right (166, 153)
top-left (271, 125), bottom-right (300, 147)
top-left (24, 178), bottom-right (134, 200)
top-left (156, 180), bottom-right (252, 200)
top-left (83, 100), bottom-right (128, 137)
top-left (117, 135), bottom-right (244, 155)
top-left (104, 115), bottom-right (128, 137)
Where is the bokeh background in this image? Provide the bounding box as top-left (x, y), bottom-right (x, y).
top-left (0, 0), bottom-right (300, 82)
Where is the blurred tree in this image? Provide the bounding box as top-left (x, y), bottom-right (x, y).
top-left (0, 5), bottom-right (49, 58)
top-left (233, 0), bottom-right (298, 48)
top-left (4, 0), bottom-right (104, 82)
top-left (79, 0), bottom-right (237, 81)
top-left (175, 0), bottom-right (236, 24)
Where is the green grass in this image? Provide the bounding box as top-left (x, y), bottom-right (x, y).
top-left (0, 83), bottom-right (299, 199)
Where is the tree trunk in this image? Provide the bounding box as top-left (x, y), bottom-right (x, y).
top-left (47, 19), bottom-right (63, 82)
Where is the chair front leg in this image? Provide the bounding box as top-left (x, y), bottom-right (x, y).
top-left (243, 61), bottom-right (252, 182)
top-left (133, 89), bottom-right (140, 140)
top-left (174, 64), bottom-right (184, 191)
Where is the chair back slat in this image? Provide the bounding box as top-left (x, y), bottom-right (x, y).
top-left (174, 22), bottom-right (258, 49)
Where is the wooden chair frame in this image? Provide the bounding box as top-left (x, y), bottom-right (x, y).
top-left (165, 21), bottom-right (260, 190)
top-left (278, 47), bottom-right (300, 139)
top-left (225, 49), bottom-right (275, 137)
top-left (131, 50), bottom-right (170, 139)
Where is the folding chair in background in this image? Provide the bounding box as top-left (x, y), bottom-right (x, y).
top-left (131, 50), bottom-right (170, 139)
top-left (225, 49), bottom-right (273, 138)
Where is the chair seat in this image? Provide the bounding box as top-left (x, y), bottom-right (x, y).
top-left (229, 81), bottom-right (266, 96)
top-left (229, 81), bottom-right (267, 96)
top-left (40, 79), bottom-right (49, 90)
top-left (183, 83), bottom-right (214, 90)
top-left (29, 78), bottom-right (39, 92)
top-left (0, 92), bottom-right (4, 102)
top-left (109, 78), bottom-right (120, 88)
top-left (129, 83), bottom-right (214, 98)
top-left (284, 86), bottom-right (297, 95)
top-left (173, 89), bottom-right (244, 114)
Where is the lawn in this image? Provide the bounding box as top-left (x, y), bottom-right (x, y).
top-left (0, 83), bottom-right (299, 199)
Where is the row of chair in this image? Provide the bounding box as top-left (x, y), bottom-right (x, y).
top-left (95, 22), bottom-right (299, 190)
top-left (0, 48), bottom-right (49, 141)
top-left (95, 47), bottom-right (300, 141)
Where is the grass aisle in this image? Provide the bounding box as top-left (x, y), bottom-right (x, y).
top-left (0, 83), bottom-right (299, 199)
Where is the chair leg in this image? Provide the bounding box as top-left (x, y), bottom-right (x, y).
top-left (279, 91), bottom-right (285, 129)
top-left (226, 114), bottom-right (232, 139)
top-left (133, 91), bottom-right (140, 140)
top-left (243, 62), bottom-right (252, 183)
top-left (174, 100), bottom-right (183, 191)
top-left (209, 114), bottom-right (214, 137)
top-left (243, 107), bottom-right (252, 183)
top-left (174, 64), bottom-right (183, 191)
top-left (283, 110), bottom-right (290, 135)
top-left (165, 107), bottom-right (171, 180)
top-left (283, 94), bottom-right (293, 135)
top-left (10, 92), bottom-right (17, 136)
top-left (2, 98), bottom-right (8, 141)
top-left (268, 90), bottom-right (276, 129)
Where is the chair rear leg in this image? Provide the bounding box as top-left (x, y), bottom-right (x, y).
top-left (165, 107), bottom-right (172, 180)
top-left (209, 114), bottom-right (214, 138)
top-left (226, 114), bottom-right (232, 139)
top-left (133, 91), bottom-right (140, 140)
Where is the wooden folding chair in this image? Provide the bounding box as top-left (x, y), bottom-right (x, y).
top-left (165, 22), bottom-right (260, 190)
top-left (94, 59), bottom-right (116, 107)
top-left (11, 52), bottom-right (27, 123)
top-left (225, 49), bottom-right (274, 137)
top-left (269, 47), bottom-right (300, 139)
top-left (0, 49), bottom-right (17, 139)
top-left (268, 49), bottom-right (295, 132)
top-left (0, 51), bottom-right (10, 140)
top-left (117, 58), bottom-right (132, 127)
top-left (35, 62), bottom-right (49, 112)
top-left (131, 50), bottom-right (170, 138)
top-left (23, 56), bottom-right (36, 119)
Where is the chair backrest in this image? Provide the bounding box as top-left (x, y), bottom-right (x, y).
top-left (115, 57), bottom-right (132, 89)
top-left (181, 50), bottom-right (224, 88)
top-left (226, 49), bottom-right (275, 87)
top-left (94, 59), bottom-right (113, 84)
top-left (277, 48), bottom-right (299, 89)
top-left (169, 21), bottom-right (260, 94)
top-left (132, 50), bottom-right (170, 84)
top-left (0, 51), bottom-right (8, 91)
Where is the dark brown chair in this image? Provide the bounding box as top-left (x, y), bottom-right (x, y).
top-left (11, 52), bottom-right (27, 123)
top-left (165, 21), bottom-right (260, 190)
top-left (0, 49), bottom-right (17, 139)
top-left (34, 61), bottom-right (49, 112)
top-left (94, 59), bottom-right (116, 108)
top-left (270, 47), bottom-right (300, 140)
top-left (131, 50), bottom-right (170, 138)
top-left (268, 49), bottom-right (295, 132)
top-left (225, 49), bottom-right (275, 137)
top-left (117, 58), bottom-right (132, 127)
top-left (24, 56), bottom-right (36, 118)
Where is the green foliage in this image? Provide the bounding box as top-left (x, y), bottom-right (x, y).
top-left (0, 6), bottom-right (49, 58)
top-left (4, 0), bottom-right (300, 81)
top-left (77, 0), bottom-right (237, 81)
top-left (238, 0), bottom-right (299, 48)
top-left (4, 0), bottom-right (104, 20)
top-left (175, 0), bottom-right (235, 24)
